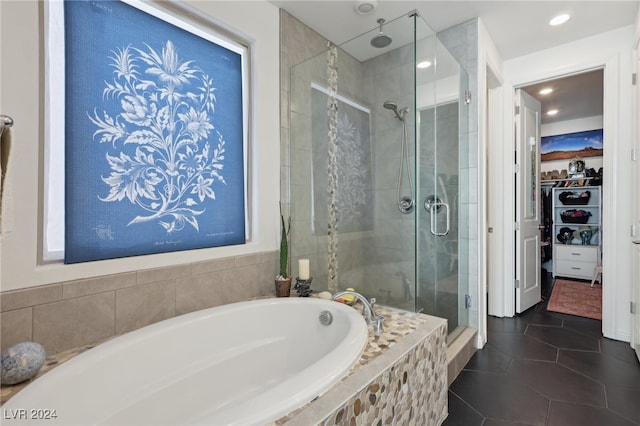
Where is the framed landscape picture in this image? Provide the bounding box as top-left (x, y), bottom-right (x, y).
top-left (541, 129), bottom-right (603, 162)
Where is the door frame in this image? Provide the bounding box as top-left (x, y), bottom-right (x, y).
top-left (632, 35), bottom-right (640, 360)
top-left (492, 54), bottom-right (621, 339)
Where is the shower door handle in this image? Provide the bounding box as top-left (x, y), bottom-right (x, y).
top-left (429, 202), bottom-right (450, 236)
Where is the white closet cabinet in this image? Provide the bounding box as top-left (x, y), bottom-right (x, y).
top-left (552, 186), bottom-right (602, 280)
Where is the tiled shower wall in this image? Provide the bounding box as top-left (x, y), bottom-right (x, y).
top-left (282, 10), bottom-right (372, 288)
top-left (283, 11), bottom-right (417, 303)
top-left (0, 252), bottom-right (278, 354)
top-left (362, 42), bottom-right (416, 309)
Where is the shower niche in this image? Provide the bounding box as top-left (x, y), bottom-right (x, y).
top-left (287, 12), bottom-right (470, 339)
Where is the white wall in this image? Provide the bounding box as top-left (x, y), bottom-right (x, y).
top-left (502, 25), bottom-right (636, 341)
top-left (477, 18), bottom-right (504, 347)
top-left (0, 1), bottom-right (281, 291)
top-left (632, 2), bottom-right (640, 360)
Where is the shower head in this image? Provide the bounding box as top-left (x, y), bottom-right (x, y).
top-left (384, 100), bottom-right (407, 121)
top-left (370, 18), bottom-right (392, 48)
top-left (383, 101), bottom-right (398, 111)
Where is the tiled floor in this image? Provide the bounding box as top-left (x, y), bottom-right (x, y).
top-left (444, 277), bottom-right (640, 426)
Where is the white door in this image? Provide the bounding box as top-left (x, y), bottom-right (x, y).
top-left (632, 48), bottom-right (640, 362)
top-left (515, 89), bottom-right (542, 313)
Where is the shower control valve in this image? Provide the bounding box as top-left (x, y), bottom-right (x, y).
top-left (398, 196), bottom-right (414, 214)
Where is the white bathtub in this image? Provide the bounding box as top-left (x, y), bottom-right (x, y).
top-left (2, 298), bottom-right (368, 425)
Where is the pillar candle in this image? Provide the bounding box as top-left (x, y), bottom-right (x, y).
top-left (298, 259), bottom-right (310, 280)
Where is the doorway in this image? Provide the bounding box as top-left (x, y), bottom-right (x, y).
top-left (485, 30), bottom-right (634, 346)
top-left (487, 67), bottom-right (608, 321)
top-left (519, 70), bottom-right (604, 315)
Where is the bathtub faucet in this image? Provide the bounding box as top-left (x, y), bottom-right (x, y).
top-left (332, 290), bottom-right (384, 336)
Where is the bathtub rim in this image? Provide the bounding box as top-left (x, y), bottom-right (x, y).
top-left (3, 297), bottom-right (369, 425)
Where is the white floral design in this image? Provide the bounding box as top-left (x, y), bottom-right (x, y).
top-left (336, 112), bottom-right (368, 223)
top-left (88, 41), bottom-right (225, 233)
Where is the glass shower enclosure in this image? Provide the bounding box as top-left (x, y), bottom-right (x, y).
top-left (288, 12), bottom-right (469, 339)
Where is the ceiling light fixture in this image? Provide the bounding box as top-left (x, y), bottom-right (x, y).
top-left (417, 61), bottom-right (432, 69)
top-left (547, 109), bottom-right (559, 116)
top-left (539, 87), bottom-right (553, 95)
top-left (549, 14), bottom-right (570, 26)
top-left (354, 0), bottom-right (377, 15)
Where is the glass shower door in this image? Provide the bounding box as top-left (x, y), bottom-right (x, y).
top-left (415, 29), bottom-right (469, 340)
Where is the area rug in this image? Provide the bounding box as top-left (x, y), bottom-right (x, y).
top-left (547, 279), bottom-right (602, 320)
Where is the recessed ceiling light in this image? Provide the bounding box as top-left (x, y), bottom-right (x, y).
top-left (547, 109), bottom-right (559, 116)
top-left (417, 61), bottom-right (432, 69)
top-left (354, 0), bottom-right (377, 15)
top-left (549, 14), bottom-right (570, 26)
top-left (539, 87), bottom-right (553, 95)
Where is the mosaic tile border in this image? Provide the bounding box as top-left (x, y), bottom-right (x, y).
top-left (279, 307), bottom-right (448, 425)
top-left (318, 327), bottom-right (448, 426)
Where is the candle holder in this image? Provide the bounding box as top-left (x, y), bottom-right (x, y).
top-left (294, 277), bottom-right (313, 297)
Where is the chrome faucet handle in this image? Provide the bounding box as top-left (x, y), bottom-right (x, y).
top-left (361, 297), bottom-right (374, 321)
top-left (374, 315), bottom-right (384, 337)
top-left (365, 297), bottom-right (376, 322)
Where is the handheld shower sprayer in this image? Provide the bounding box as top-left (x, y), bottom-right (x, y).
top-left (383, 101), bottom-right (408, 122)
top-left (383, 100), bottom-right (413, 213)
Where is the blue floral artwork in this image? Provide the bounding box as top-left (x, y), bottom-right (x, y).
top-left (64, 1), bottom-right (246, 263)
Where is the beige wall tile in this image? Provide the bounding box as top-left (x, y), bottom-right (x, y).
top-left (115, 280), bottom-right (175, 335)
top-left (33, 292), bottom-right (115, 355)
top-left (222, 264), bottom-right (258, 304)
top-left (1, 251), bottom-right (278, 355)
top-left (137, 264), bottom-right (191, 286)
top-left (257, 250), bottom-right (278, 266)
top-left (63, 272), bottom-right (137, 299)
top-left (175, 273), bottom-right (224, 316)
top-left (1, 308), bottom-right (33, 351)
top-left (234, 253), bottom-right (260, 268)
top-left (257, 261), bottom-right (278, 296)
top-left (191, 257), bottom-right (234, 276)
top-left (0, 284), bottom-right (62, 312)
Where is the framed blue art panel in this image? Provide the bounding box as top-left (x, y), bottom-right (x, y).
top-left (63, 1), bottom-right (248, 263)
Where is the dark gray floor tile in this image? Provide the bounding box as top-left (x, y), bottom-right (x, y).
top-left (507, 359), bottom-right (606, 407)
top-left (562, 317), bottom-right (604, 339)
top-left (449, 300), bottom-right (639, 426)
top-left (464, 344), bottom-right (511, 373)
top-left (450, 370), bottom-right (549, 426)
top-left (600, 338), bottom-right (640, 366)
top-left (487, 332), bottom-right (558, 362)
top-left (483, 420), bottom-right (539, 426)
top-left (487, 316), bottom-right (529, 334)
top-left (558, 349), bottom-right (640, 391)
top-left (547, 401), bottom-right (637, 426)
top-left (518, 310), bottom-right (563, 327)
top-left (525, 324), bottom-right (600, 351)
top-left (607, 385), bottom-right (640, 424)
top-left (545, 310), bottom-right (590, 323)
top-left (441, 391), bottom-right (485, 426)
